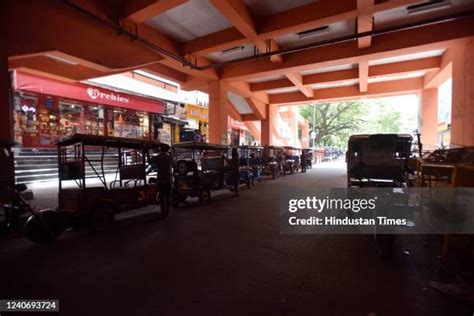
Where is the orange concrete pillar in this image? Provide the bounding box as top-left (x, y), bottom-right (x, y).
top-left (0, 45), bottom-right (15, 188)
top-left (288, 107), bottom-right (298, 147)
top-left (300, 121), bottom-right (309, 148)
top-left (451, 40), bottom-right (474, 147)
top-left (208, 80), bottom-right (230, 144)
top-left (261, 104), bottom-right (278, 145)
top-left (420, 88), bottom-right (438, 149)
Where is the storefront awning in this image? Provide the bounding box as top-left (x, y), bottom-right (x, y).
top-left (161, 115), bottom-right (188, 126)
top-left (13, 71), bottom-right (165, 114)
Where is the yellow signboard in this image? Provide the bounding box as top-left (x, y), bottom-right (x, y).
top-left (185, 104), bottom-right (208, 123)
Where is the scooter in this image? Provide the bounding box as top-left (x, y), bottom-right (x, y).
top-left (1, 183), bottom-right (65, 244)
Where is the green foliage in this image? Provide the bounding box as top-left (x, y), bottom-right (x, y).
top-left (300, 99), bottom-right (404, 148)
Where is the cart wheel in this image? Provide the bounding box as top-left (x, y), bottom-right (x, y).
top-left (177, 160), bottom-right (188, 176)
top-left (24, 209), bottom-right (65, 244)
top-left (90, 205), bottom-right (115, 232)
top-left (199, 190), bottom-right (211, 204)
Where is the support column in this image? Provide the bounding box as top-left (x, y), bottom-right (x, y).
top-left (451, 40), bottom-right (474, 146)
top-left (288, 107), bottom-right (298, 147)
top-left (261, 104), bottom-right (278, 146)
top-left (0, 41), bottom-right (15, 188)
top-left (208, 80), bottom-right (230, 144)
top-left (420, 88), bottom-right (438, 149)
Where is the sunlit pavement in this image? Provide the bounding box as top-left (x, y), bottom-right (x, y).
top-left (0, 160), bottom-right (471, 316)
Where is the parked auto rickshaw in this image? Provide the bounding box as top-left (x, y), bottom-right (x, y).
top-left (346, 134), bottom-right (414, 258)
top-left (302, 148), bottom-right (313, 169)
top-left (282, 146), bottom-right (299, 174)
top-left (56, 134), bottom-right (167, 232)
top-left (346, 134), bottom-right (413, 187)
top-left (236, 145), bottom-right (263, 187)
top-left (263, 146), bottom-right (284, 179)
top-left (171, 141), bottom-right (233, 206)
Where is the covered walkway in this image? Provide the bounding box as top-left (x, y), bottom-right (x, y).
top-left (0, 161), bottom-right (470, 315)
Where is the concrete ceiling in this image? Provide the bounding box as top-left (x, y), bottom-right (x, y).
top-left (145, 0), bottom-right (232, 42)
top-left (243, 0), bottom-right (315, 17)
top-left (6, 0), bottom-right (474, 119)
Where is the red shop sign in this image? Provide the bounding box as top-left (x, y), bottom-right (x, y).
top-left (14, 71), bottom-right (165, 114)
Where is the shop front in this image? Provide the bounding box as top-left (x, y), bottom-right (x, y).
top-left (12, 71), bottom-right (165, 148)
top-left (180, 103), bottom-right (209, 142)
top-left (229, 118), bottom-right (255, 146)
top-left (152, 102), bottom-right (187, 145)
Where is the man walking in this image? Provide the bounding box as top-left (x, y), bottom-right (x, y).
top-left (155, 144), bottom-right (174, 219)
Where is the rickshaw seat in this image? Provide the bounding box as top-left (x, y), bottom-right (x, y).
top-left (201, 157), bottom-right (224, 171)
top-left (119, 164), bottom-right (145, 180)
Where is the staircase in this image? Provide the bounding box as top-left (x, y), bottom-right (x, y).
top-left (14, 148), bottom-right (120, 184)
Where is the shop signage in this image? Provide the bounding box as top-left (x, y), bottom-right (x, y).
top-left (185, 104), bottom-right (208, 122)
top-left (86, 87), bottom-right (129, 103)
top-left (14, 71), bottom-right (165, 114)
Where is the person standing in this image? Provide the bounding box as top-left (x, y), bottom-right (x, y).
top-left (155, 144), bottom-right (174, 219)
top-left (224, 148), bottom-right (240, 197)
top-left (300, 151), bottom-right (307, 173)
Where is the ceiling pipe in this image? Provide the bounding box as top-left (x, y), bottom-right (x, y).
top-left (200, 10), bottom-right (474, 70)
top-left (60, 0), bottom-right (473, 72)
top-left (60, 0), bottom-right (200, 69)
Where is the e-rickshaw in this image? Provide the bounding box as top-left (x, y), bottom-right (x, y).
top-left (282, 146), bottom-right (300, 174)
top-left (263, 146), bottom-right (284, 179)
top-left (56, 134), bottom-right (167, 232)
top-left (236, 145), bottom-right (264, 187)
top-left (346, 134), bottom-right (413, 187)
top-left (346, 134), bottom-right (414, 258)
top-left (302, 148), bottom-right (313, 169)
top-left (171, 141), bottom-right (233, 206)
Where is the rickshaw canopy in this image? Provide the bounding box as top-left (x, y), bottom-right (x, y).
top-left (57, 133), bottom-right (166, 150)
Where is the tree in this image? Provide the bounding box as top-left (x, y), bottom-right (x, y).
top-left (300, 101), bottom-right (367, 147)
top-left (300, 99), bottom-right (403, 148)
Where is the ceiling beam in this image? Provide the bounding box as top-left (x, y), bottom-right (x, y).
top-left (357, 0), bottom-right (374, 48)
top-left (370, 56), bottom-right (441, 77)
top-left (227, 101), bottom-right (243, 121)
top-left (358, 61), bottom-right (369, 92)
top-left (209, 0), bottom-right (282, 62)
top-left (285, 72), bottom-right (314, 97)
top-left (221, 18), bottom-right (474, 81)
top-left (142, 62), bottom-right (187, 83)
top-left (226, 81), bottom-right (268, 119)
top-left (243, 121), bottom-right (261, 141)
top-left (424, 48), bottom-right (456, 88)
top-left (183, 0), bottom-right (420, 57)
top-left (7, 1), bottom-right (165, 72)
top-left (269, 77), bottom-right (424, 105)
top-left (245, 97), bottom-right (266, 120)
top-left (241, 114), bottom-right (260, 121)
top-left (123, 0), bottom-right (188, 23)
top-left (122, 21), bottom-right (219, 80)
top-left (250, 56), bottom-right (441, 92)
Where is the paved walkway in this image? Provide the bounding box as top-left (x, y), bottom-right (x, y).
top-left (0, 161), bottom-right (471, 315)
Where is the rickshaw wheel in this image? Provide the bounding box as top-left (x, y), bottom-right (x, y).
top-left (90, 205), bottom-right (115, 232)
top-left (24, 209), bottom-right (65, 244)
top-left (199, 190), bottom-right (211, 204)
